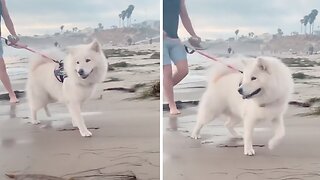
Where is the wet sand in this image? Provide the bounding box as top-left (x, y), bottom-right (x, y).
top-left (0, 43), bottom-right (160, 179)
top-left (164, 54), bottom-right (320, 180)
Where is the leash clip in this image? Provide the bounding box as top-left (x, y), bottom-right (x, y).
top-left (184, 46), bottom-right (195, 54)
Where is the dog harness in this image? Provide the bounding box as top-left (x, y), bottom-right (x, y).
top-left (54, 60), bottom-right (68, 83)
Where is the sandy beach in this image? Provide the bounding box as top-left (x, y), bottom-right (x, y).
top-left (0, 43), bottom-right (160, 180)
top-left (163, 52), bottom-right (320, 180)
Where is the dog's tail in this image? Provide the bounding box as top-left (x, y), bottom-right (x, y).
top-left (210, 65), bottom-right (236, 83)
top-left (29, 57), bottom-right (51, 72)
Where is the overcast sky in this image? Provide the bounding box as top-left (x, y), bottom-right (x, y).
top-left (178, 0), bottom-right (320, 39)
top-left (1, 0), bottom-right (159, 36)
top-left (3, 0), bottom-right (320, 39)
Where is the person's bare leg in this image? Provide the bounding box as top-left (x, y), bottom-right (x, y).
top-left (172, 60), bottom-right (189, 86)
top-left (163, 64), bottom-right (180, 115)
top-left (0, 58), bottom-right (19, 103)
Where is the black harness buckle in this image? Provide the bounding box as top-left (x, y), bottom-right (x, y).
top-left (184, 45), bottom-right (195, 54)
top-left (54, 60), bottom-right (68, 83)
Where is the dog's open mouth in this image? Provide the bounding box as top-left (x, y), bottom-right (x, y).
top-left (242, 88), bottom-right (261, 99)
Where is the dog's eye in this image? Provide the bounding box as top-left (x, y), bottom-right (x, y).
top-left (251, 77), bottom-right (257, 81)
top-left (86, 59), bottom-right (91, 63)
top-left (76, 61), bottom-right (80, 64)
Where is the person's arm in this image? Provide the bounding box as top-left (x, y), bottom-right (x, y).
top-left (1, 0), bottom-right (18, 40)
top-left (180, 0), bottom-right (200, 40)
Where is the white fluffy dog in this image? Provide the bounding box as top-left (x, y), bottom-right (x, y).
top-left (26, 40), bottom-right (107, 137)
top-left (191, 56), bottom-right (294, 155)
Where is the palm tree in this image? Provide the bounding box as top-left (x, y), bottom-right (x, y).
top-left (60, 25), bottom-right (64, 33)
top-left (308, 9), bottom-right (318, 34)
top-left (300, 19), bottom-right (304, 34)
top-left (235, 29), bottom-right (239, 40)
top-left (98, 23), bottom-right (103, 30)
top-left (125, 9), bottom-right (129, 27)
top-left (312, 9), bottom-right (318, 33)
top-left (118, 13), bottom-right (122, 28)
top-left (248, 32), bottom-right (254, 38)
top-left (121, 10), bottom-right (127, 27)
top-left (277, 28), bottom-right (283, 36)
top-left (303, 15), bottom-right (309, 34)
top-left (126, 5), bottom-right (135, 27)
top-left (72, 27), bottom-right (78, 32)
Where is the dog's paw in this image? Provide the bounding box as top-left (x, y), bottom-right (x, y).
top-left (190, 133), bottom-right (201, 139)
top-left (80, 129), bottom-right (92, 137)
top-left (244, 147), bottom-right (255, 156)
top-left (30, 120), bottom-right (40, 125)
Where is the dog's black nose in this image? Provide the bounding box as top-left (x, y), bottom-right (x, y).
top-left (238, 88), bottom-right (243, 94)
top-left (78, 69), bottom-right (84, 75)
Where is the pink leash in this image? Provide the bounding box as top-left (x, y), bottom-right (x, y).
top-left (1, 37), bottom-right (60, 63)
top-left (184, 45), bottom-right (243, 73)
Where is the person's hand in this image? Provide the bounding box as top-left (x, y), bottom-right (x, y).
top-left (189, 35), bottom-right (202, 48)
top-left (191, 35), bottom-right (201, 43)
top-left (7, 35), bottom-right (19, 45)
top-left (7, 35), bottom-right (27, 48)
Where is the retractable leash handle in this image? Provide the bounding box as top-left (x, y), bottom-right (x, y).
top-left (184, 44), bottom-right (243, 74)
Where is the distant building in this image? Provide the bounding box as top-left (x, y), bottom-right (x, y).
top-left (314, 30), bottom-right (320, 36)
top-left (80, 27), bottom-right (94, 34)
top-left (257, 33), bottom-right (273, 42)
top-left (132, 20), bottom-right (160, 30)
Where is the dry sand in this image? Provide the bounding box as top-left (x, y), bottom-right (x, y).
top-left (164, 54), bottom-right (320, 180)
top-left (0, 43), bottom-right (160, 180)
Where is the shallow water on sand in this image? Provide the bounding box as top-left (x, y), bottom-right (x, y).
top-left (2, 44), bottom-right (57, 82)
top-left (174, 53), bottom-right (211, 92)
top-left (165, 52), bottom-right (320, 179)
top-left (3, 46), bottom-right (32, 82)
top-left (164, 101), bottom-right (320, 180)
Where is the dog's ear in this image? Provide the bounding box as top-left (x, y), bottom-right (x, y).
top-left (91, 40), bottom-right (101, 53)
top-left (257, 58), bottom-right (268, 72)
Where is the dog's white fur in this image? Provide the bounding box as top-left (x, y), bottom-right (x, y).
top-left (191, 56), bottom-right (294, 155)
top-left (26, 40), bottom-right (107, 137)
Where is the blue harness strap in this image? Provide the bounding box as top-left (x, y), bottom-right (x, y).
top-left (54, 60), bottom-right (68, 83)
